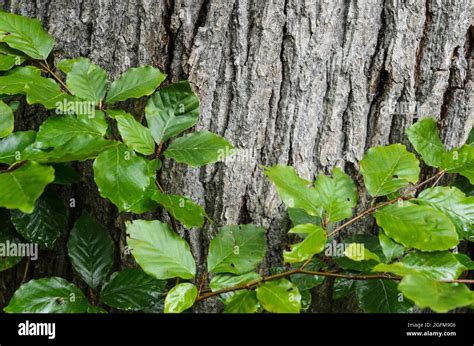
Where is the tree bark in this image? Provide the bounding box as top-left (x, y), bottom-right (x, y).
top-left (0, 0), bottom-right (472, 313)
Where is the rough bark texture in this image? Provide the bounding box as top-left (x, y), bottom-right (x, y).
top-left (0, 0), bottom-right (472, 313)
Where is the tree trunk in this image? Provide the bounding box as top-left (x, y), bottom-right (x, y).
top-left (0, 0), bottom-right (472, 313)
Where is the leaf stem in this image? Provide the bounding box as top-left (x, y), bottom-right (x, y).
top-left (39, 60), bottom-right (72, 95)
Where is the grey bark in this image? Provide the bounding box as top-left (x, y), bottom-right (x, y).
top-left (0, 0), bottom-right (472, 313)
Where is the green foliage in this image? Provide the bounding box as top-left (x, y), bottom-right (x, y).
top-left (398, 275), bottom-right (473, 313)
top-left (10, 190), bottom-right (68, 249)
top-left (126, 220), bottom-right (196, 280)
top-left (164, 283), bottom-right (198, 313)
top-left (4, 277), bottom-right (88, 313)
top-left (1, 12), bottom-right (473, 315)
top-left (283, 224), bottom-right (326, 263)
top-left (360, 144), bottom-right (420, 197)
top-left (67, 213), bottom-right (114, 288)
top-left (207, 224), bottom-right (266, 274)
top-left (100, 268), bottom-right (166, 311)
top-left (256, 279), bottom-right (301, 313)
top-left (355, 279), bottom-right (413, 313)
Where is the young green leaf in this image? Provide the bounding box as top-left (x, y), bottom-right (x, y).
top-left (224, 290), bottom-right (259, 313)
top-left (0, 12), bottom-right (54, 60)
top-left (106, 66), bottom-right (166, 104)
top-left (0, 131), bottom-right (36, 165)
top-left (4, 277), bottom-right (88, 313)
top-left (67, 212), bottom-right (114, 288)
top-left (264, 165), bottom-right (321, 216)
top-left (207, 224), bottom-right (266, 274)
top-left (164, 131), bottom-right (234, 167)
top-left (11, 190), bottom-right (68, 249)
top-left (110, 110), bottom-right (155, 155)
top-left (93, 144), bottom-right (151, 211)
top-left (407, 118), bottom-right (474, 183)
top-left (152, 190), bottom-right (207, 228)
top-left (209, 272), bottom-right (261, 292)
top-left (164, 283), bottom-right (198, 313)
top-left (0, 162), bottom-right (55, 213)
top-left (283, 224), bottom-right (326, 264)
top-left (355, 279), bottom-right (413, 313)
top-left (0, 54), bottom-right (18, 71)
top-left (360, 144), bottom-right (420, 197)
top-left (372, 251), bottom-right (467, 280)
top-left (314, 168), bottom-right (357, 222)
top-left (418, 186), bottom-right (474, 241)
top-left (66, 58), bottom-right (107, 102)
top-left (126, 219), bottom-right (196, 280)
top-left (288, 208), bottom-right (321, 227)
top-left (256, 279), bottom-right (301, 313)
top-left (57, 57), bottom-right (88, 74)
top-left (344, 243), bottom-right (381, 262)
top-left (0, 100), bottom-right (14, 139)
top-left (398, 275), bottom-right (473, 313)
top-left (375, 201), bottom-right (459, 251)
top-left (145, 81), bottom-right (199, 144)
top-left (100, 268), bottom-right (166, 311)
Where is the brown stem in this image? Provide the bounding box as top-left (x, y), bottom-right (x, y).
top-left (40, 60), bottom-right (72, 94)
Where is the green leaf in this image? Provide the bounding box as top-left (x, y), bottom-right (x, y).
top-left (372, 251), bottom-right (466, 280)
top-left (111, 110), bottom-right (155, 155)
top-left (332, 278), bottom-right (355, 300)
top-left (4, 277), bottom-right (88, 313)
top-left (11, 190), bottom-right (68, 249)
top-left (164, 283), bottom-right (198, 313)
top-left (93, 144), bottom-right (151, 211)
top-left (332, 235), bottom-right (385, 272)
top-left (256, 279), bottom-right (301, 313)
top-left (106, 66), bottom-right (166, 104)
top-left (0, 162), bottom-right (55, 213)
top-left (290, 258), bottom-right (325, 290)
top-left (406, 118), bottom-right (447, 168)
top-left (145, 81), bottom-right (199, 144)
top-left (0, 131), bottom-right (36, 165)
top-left (418, 186), bottom-right (474, 241)
top-left (455, 253), bottom-right (474, 270)
top-left (375, 201), bottom-right (459, 251)
top-left (344, 243), bottom-right (381, 262)
top-left (288, 208), bottom-right (321, 227)
top-left (264, 165), bottom-right (321, 216)
top-left (224, 290), bottom-right (259, 313)
top-left (360, 144), bottom-right (420, 197)
top-left (57, 57), bottom-right (88, 74)
top-left (0, 209), bottom-right (23, 271)
top-left (378, 231), bottom-right (405, 263)
top-left (407, 118), bottom-right (474, 183)
top-left (164, 131), bottom-right (234, 167)
top-left (0, 54), bottom-right (18, 71)
top-left (126, 219), bottom-right (196, 280)
top-left (283, 224), bottom-right (326, 263)
top-left (25, 136), bottom-right (118, 163)
top-left (0, 12), bottom-right (54, 60)
top-left (66, 58), bottom-right (107, 102)
top-left (355, 279), bottom-right (413, 313)
top-left (32, 115), bottom-right (104, 150)
top-left (152, 190), bottom-right (207, 228)
top-left (87, 305), bottom-right (107, 314)
top-left (100, 268), bottom-right (166, 311)
top-left (67, 213), bottom-right (114, 288)
top-left (207, 224), bottom-right (266, 274)
top-left (209, 272), bottom-right (261, 292)
top-left (398, 275), bottom-right (473, 313)
top-left (314, 168), bottom-right (357, 222)
top-left (0, 100), bottom-right (13, 138)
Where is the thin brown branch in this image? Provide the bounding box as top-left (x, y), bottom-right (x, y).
top-left (40, 60), bottom-right (71, 94)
